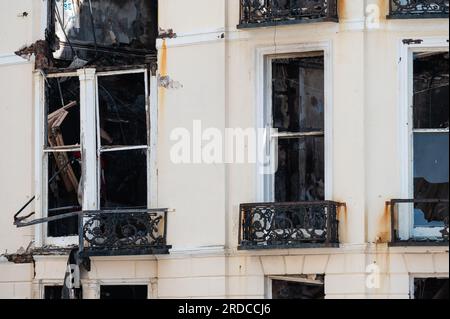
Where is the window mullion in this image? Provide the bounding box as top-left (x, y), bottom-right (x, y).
top-left (78, 68), bottom-right (98, 211)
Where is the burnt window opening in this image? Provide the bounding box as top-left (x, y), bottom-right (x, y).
top-left (97, 72), bottom-right (149, 209)
top-left (98, 73), bottom-right (147, 147)
top-left (271, 276), bottom-right (325, 299)
top-left (272, 52), bottom-right (325, 203)
top-left (42, 69), bottom-right (151, 240)
top-left (100, 285), bottom-right (148, 299)
top-left (412, 51), bottom-right (449, 239)
top-left (48, 0), bottom-right (158, 67)
top-left (45, 77), bottom-right (82, 238)
top-left (414, 278), bottom-right (449, 299)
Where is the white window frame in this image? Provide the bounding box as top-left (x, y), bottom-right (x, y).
top-left (398, 37), bottom-right (449, 240)
top-left (255, 42), bottom-right (334, 202)
top-left (34, 67), bottom-right (159, 247)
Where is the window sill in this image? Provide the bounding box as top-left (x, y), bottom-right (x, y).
top-left (389, 241), bottom-right (449, 247)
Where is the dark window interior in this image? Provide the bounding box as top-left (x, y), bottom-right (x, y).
top-left (413, 51), bottom-right (449, 230)
top-left (272, 53), bottom-right (325, 202)
top-left (272, 278), bottom-right (325, 299)
top-left (44, 286), bottom-right (63, 299)
top-left (98, 72), bottom-right (148, 209)
top-left (414, 278), bottom-right (449, 299)
top-left (100, 285), bottom-right (148, 300)
top-left (50, 0), bottom-right (158, 63)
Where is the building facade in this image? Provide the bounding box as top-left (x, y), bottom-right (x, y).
top-left (0, 0), bottom-right (448, 299)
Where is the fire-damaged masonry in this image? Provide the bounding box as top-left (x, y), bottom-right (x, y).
top-left (10, 0), bottom-right (169, 274)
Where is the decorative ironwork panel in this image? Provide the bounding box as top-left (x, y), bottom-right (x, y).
top-left (239, 0), bottom-right (338, 27)
top-left (390, 199), bottom-right (449, 246)
top-left (81, 209), bottom-right (170, 256)
top-left (389, 1), bottom-right (449, 18)
top-left (239, 201), bottom-right (341, 249)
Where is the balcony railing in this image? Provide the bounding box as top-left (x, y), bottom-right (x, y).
top-left (15, 208), bottom-right (171, 258)
top-left (79, 209), bottom-right (171, 257)
top-left (239, 201), bottom-right (342, 249)
top-left (389, 199), bottom-right (449, 246)
top-left (238, 0), bottom-right (339, 28)
top-left (389, 0), bottom-right (449, 19)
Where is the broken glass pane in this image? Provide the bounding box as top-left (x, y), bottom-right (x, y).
top-left (47, 151), bottom-right (81, 237)
top-left (98, 73), bottom-right (147, 147)
top-left (46, 77), bottom-right (80, 147)
top-left (272, 53), bottom-right (324, 133)
top-left (100, 149), bottom-right (147, 208)
top-left (413, 51), bottom-right (449, 130)
top-left (275, 137), bottom-right (325, 202)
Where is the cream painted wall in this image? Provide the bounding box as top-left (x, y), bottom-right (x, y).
top-left (0, 0), bottom-right (448, 299)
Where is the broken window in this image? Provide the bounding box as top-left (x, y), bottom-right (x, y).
top-left (45, 76), bottom-right (82, 239)
top-left (40, 68), bottom-right (153, 243)
top-left (414, 278), bottom-right (449, 299)
top-left (100, 285), bottom-right (148, 299)
top-left (271, 275), bottom-right (325, 299)
top-left (412, 51), bottom-right (449, 239)
top-left (97, 71), bottom-right (149, 209)
top-left (270, 52), bottom-right (325, 202)
top-left (49, 0), bottom-right (158, 63)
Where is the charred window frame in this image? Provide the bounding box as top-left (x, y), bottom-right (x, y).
top-left (398, 38), bottom-right (449, 242)
top-left (257, 43), bottom-right (333, 202)
top-left (34, 67), bottom-right (158, 247)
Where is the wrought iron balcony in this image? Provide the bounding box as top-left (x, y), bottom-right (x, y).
top-left (238, 0), bottom-right (339, 28)
top-left (239, 201), bottom-right (342, 249)
top-left (389, 199), bottom-right (449, 246)
top-left (389, 0), bottom-right (449, 19)
top-left (14, 208), bottom-right (171, 257)
top-left (79, 209), bottom-right (171, 257)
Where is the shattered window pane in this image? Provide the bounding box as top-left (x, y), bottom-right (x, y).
top-left (98, 73), bottom-right (147, 147)
top-left (413, 52), bottom-right (449, 130)
top-left (47, 152), bottom-right (81, 237)
top-left (272, 53), bottom-right (324, 133)
top-left (100, 150), bottom-right (147, 209)
top-left (272, 277), bottom-right (325, 299)
top-left (46, 77), bottom-right (80, 147)
top-left (272, 53), bottom-right (325, 202)
top-left (413, 51), bottom-right (449, 231)
top-left (414, 278), bottom-right (449, 299)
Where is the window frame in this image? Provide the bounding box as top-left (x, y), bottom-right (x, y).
top-left (255, 42), bottom-right (333, 203)
top-left (398, 37), bottom-right (449, 241)
top-left (34, 67), bottom-right (159, 247)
